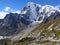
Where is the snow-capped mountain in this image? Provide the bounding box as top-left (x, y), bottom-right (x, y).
top-left (20, 2), bottom-right (60, 24)
top-left (0, 2), bottom-right (60, 36)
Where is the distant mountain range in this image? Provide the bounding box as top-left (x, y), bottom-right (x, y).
top-left (0, 2), bottom-right (60, 45)
top-left (0, 2), bottom-right (60, 36)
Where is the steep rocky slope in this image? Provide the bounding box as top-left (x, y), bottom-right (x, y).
top-left (0, 2), bottom-right (60, 36)
top-left (11, 18), bottom-right (60, 45)
top-left (0, 18), bottom-right (60, 45)
top-left (0, 2), bottom-right (60, 45)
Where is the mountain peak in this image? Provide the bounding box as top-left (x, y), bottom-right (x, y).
top-left (0, 2), bottom-right (60, 36)
top-left (26, 2), bottom-right (41, 7)
top-left (27, 2), bottom-right (34, 4)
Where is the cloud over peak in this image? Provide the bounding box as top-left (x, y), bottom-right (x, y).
top-left (55, 5), bottom-right (60, 12)
top-left (0, 11), bottom-right (7, 19)
top-left (4, 7), bottom-right (11, 12)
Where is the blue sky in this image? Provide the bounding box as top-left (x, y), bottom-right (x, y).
top-left (0, 0), bottom-right (60, 19)
top-left (0, 0), bottom-right (60, 11)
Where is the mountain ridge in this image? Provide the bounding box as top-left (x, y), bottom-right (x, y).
top-left (0, 2), bottom-right (60, 36)
top-left (0, 2), bottom-right (60, 45)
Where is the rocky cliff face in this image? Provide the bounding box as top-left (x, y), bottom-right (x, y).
top-left (0, 2), bottom-right (60, 36)
top-left (0, 2), bottom-right (60, 45)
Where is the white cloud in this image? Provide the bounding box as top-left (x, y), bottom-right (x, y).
top-left (10, 9), bottom-right (13, 12)
top-left (4, 6), bottom-right (21, 14)
top-left (55, 5), bottom-right (60, 12)
top-left (0, 10), bottom-right (20, 19)
top-left (0, 11), bottom-right (8, 19)
top-left (12, 10), bottom-right (21, 14)
top-left (0, 6), bottom-right (21, 19)
top-left (4, 7), bottom-right (10, 11)
top-left (0, 7), bottom-right (21, 19)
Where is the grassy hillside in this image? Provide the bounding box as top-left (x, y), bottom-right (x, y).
top-left (1, 18), bottom-right (60, 45)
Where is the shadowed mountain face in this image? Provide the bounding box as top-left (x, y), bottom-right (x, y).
top-left (43, 11), bottom-right (60, 23)
top-left (0, 2), bottom-right (60, 36)
top-left (0, 13), bottom-right (34, 36)
top-left (0, 13), bottom-right (20, 36)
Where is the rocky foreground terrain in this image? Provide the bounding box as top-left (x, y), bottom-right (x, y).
top-left (0, 2), bottom-right (60, 45)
